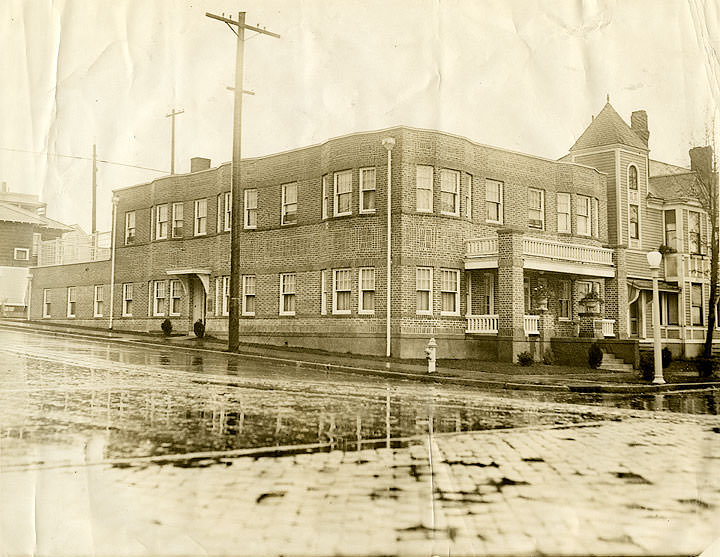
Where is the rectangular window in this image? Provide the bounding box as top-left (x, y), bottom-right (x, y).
top-left (224, 192), bottom-right (232, 231)
top-left (660, 292), bottom-right (679, 326)
top-left (416, 165), bottom-right (433, 213)
top-left (93, 285), bottom-right (104, 317)
top-left (333, 269), bottom-right (352, 314)
top-left (43, 289), bottom-right (51, 318)
top-left (576, 195), bottom-right (590, 236)
top-left (171, 202), bottom-right (184, 238)
top-left (358, 268), bottom-right (375, 314)
top-left (242, 275), bottom-right (255, 316)
top-left (440, 269), bottom-right (460, 315)
top-left (692, 283), bottom-right (704, 325)
top-left (322, 175), bottom-right (330, 220)
top-left (360, 168), bottom-right (376, 213)
top-left (280, 273), bottom-right (296, 316)
top-left (559, 280), bottom-right (571, 319)
top-left (155, 204), bottom-right (169, 240)
top-left (244, 189), bottom-right (257, 229)
top-left (217, 194), bottom-right (223, 233)
top-left (13, 247), bottom-right (29, 260)
top-left (153, 280), bottom-right (166, 316)
top-left (169, 280), bottom-right (181, 316)
top-left (125, 211), bottom-right (136, 245)
top-left (216, 276), bottom-right (230, 317)
top-left (486, 179), bottom-right (503, 223)
top-left (664, 210), bottom-right (677, 250)
top-left (629, 204), bottom-right (639, 240)
top-left (416, 267), bottom-right (433, 315)
top-left (592, 198), bottom-right (599, 237)
top-left (122, 283), bottom-right (133, 316)
top-left (334, 170), bottom-right (352, 216)
top-left (689, 211), bottom-right (701, 253)
top-left (440, 169), bottom-right (460, 216)
top-left (194, 199), bottom-right (207, 236)
top-left (32, 233), bottom-right (41, 257)
top-left (480, 273), bottom-right (494, 315)
top-left (528, 188), bottom-right (544, 230)
top-left (67, 286), bottom-right (76, 318)
top-left (557, 193), bottom-right (571, 233)
top-left (282, 182), bottom-right (298, 225)
top-left (321, 270), bottom-right (327, 315)
top-left (465, 174), bottom-right (473, 219)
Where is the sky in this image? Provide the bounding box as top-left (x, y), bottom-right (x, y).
top-left (1, 0), bottom-right (719, 232)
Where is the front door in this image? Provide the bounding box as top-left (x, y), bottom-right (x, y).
top-left (191, 277), bottom-right (206, 331)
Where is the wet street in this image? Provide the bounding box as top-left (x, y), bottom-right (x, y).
top-left (1, 327), bottom-right (719, 556)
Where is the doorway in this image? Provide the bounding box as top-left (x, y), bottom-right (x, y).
top-left (191, 277), bottom-right (206, 332)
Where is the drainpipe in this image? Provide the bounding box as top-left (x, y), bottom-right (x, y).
top-left (108, 195), bottom-right (119, 330)
top-left (382, 137), bottom-right (396, 358)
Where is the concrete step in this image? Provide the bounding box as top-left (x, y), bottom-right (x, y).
top-left (599, 363), bottom-right (634, 372)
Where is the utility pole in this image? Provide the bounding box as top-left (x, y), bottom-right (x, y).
top-left (205, 11), bottom-right (279, 352)
top-left (165, 108), bottom-right (184, 174)
top-left (92, 143), bottom-right (97, 233)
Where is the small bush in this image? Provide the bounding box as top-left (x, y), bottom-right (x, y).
top-left (588, 343), bottom-right (603, 369)
top-left (639, 352), bottom-right (654, 381)
top-left (696, 356), bottom-right (720, 378)
top-left (161, 318), bottom-right (173, 336)
top-left (193, 319), bottom-right (206, 339)
top-left (517, 351), bottom-right (534, 366)
top-left (542, 349), bottom-right (555, 365)
top-left (661, 347), bottom-right (672, 369)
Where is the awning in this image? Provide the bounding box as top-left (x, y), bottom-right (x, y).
top-left (628, 279), bottom-right (680, 292)
top-left (166, 269), bottom-right (212, 294)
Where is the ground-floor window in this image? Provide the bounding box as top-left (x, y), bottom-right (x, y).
top-left (416, 267), bottom-right (432, 315)
top-left (153, 281), bottom-right (166, 317)
top-left (333, 269), bottom-right (352, 314)
top-left (216, 276), bottom-right (230, 316)
top-left (280, 273), bottom-right (296, 316)
top-left (629, 299), bottom-right (639, 335)
top-left (320, 270), bottom-right (327, 315)
top-left (358, 268), bottom-right (375, 314)
top-left (558, 280), bottom-right (571, 319)
top-left (66, 286), bottom-right (76, 318)
top-left (660, 292), bottom-right (679, 325)
top-left (169, 280), bottom-right (182, 316)
top-left (691, 283), bottom-right (704, 325)
top-left (480, 273), bottom-right (494, 315)
top-left (94, 285), bottom-right (104, 317)
top-left (122, 284), bottom-right (133, 316)
top-left (441, 269), bottom-right (460, 315)
top-left (43, 289), bottom-right (51, 318)
top-left (242, 275), bottom-right (255, 316)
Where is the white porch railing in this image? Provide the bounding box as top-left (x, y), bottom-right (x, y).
top-left (524, 314), bottom-right (540, 335)
top-left (465, 237), bottom-right (498, 258)
top-left (523, 237), bottom-right (614, 265)
top-left (685, 254), bottom-right (709, 279)
top-left (594, 318), bottom-right (616, 338)
top-left (466, 314), bottom-right (499, 334)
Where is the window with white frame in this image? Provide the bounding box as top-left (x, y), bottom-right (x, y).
top-left (122, 283), bottom-right (133, 316)
top-left (465, 174), bottom-right (472, 219)
top-left (660, 292), bottom-right (679, 326)
top-left (592, 198), bottom-right (599, 237)
top-left (280, 273), bottom-right (296, 315)
top-left (321, 175), bottom-right (330, 220)
top-left (440, 169), bottom-right (460, 216)
top-left (692, 283), bottom-right (704, 325)
top-left (31, 233), bottom-right (41, 257)
top-left (528, 188), bottom-right (544, 230)
top-left (171, 202), bottom-right (184, 238)
top-left (358, 268), bottom-right (375, 314)
top-left (664, 210), bottom-right (677, 250)
top-left (481, 273), bottom-right (494, 315)
top-left (689, 210), bottom-right (701, 253)
top-left (333, 269), bottom-right (352, 314)
top-left (217, 194), bottom-right (223, 233)
top-left (224, 191), bottom-right (232, 231)
top-left (13, 247), bottom-right (29, 260)
top-left (242, 275), bottom-right (255, 316)
top-left (153, 280), bottom-right (166, 316)
top-left (244, 189), bottom-right (257, 229)
top-left (320, 270), bottom-right (327, 315)
top-left (629, 165), bottom-right (638, 190)
top-left (155, 204), bottom-right (169, 240)
top-left (440, 269), bottom-right (460, 315)
top-left (416, 267), bottom-right (433, 314)
top-left (93, 285), bottom-right (104, 317)
top-left (125, 211), bottom-right (136, 245)
top-left (43, 289), bottom-right (51, 318)
top-left (524, 279), bottom-right (531, 313)
top-left (67, 286), bottom-right (77, 318)
top-left (558, 280), bottom-right (571, 319)
top-left (360, 168), bottom-right (376, 213)
top-left (416, 165), bottom-right (433, 213)
top-left (169, 280), bottom-right (181, 316)
top-left (216, 276), bottom-right (230, 316)
top-left (194, 199), bottom-right (207, 236)
top-left (334, 170), bottom-right (352, 216)
top-left (557, 193), bottom-right (571, 233)
top-left (629, 204), bottom-right (639, 240)
top-left (486, 179), bottom-right (503, 223)
top-left (576, 195), bottom-right (591, 236)
top-left (282, 182), bottom-right (298, 225)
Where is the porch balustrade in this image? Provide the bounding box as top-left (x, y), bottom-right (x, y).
top-left (593, 318), bottom-right (616, 337)
top-left (523, 314), bottom-right (540, 335)
top-left (465, 237), bottom-right (498, 258)
top-left (465, 314), bottom-right (499, 334)
top-left (37, 232), bottom-right (111, 267)
top-left (522, 237), bottom-right (614, 265)
top-left (685, 254), bottom-right (709, 280)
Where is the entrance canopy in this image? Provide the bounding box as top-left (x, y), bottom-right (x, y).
top-left (628, 279), bottom-right (680, 305)
top-left (166, 269), bottom-right (212, 294)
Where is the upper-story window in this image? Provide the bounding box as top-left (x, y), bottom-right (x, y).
top-left (528, 188), bottom-right (544, 230)
top-left (224, 192), bottom-right (232, 231)
top-left (664, 210), bottom-right (677, 250)
top-left (465, 174), bottom-right (472, 219)
top-left (416, 165), bottom-right (433, 213)
top-left (217, 194), bottom-right (223, 233)
top-left (172, 202), bottom-right (184, 238)
top-left (360, 168), bottom-right (376, 213)
top-left (576, 195), bottom-right (591, 236)
top-left (14, 248), bottom-right (29, 261)
top-left (557, 193), bottom-right (571, 233)
top-left (629, 204), bottom-right (639, 240)
top-left (628, 165), bottom-right (638, 190)
top-left (32, 233), bottom-right (41, 257)
top-left (592, 198), bottom-right (599, 237)
top-left (194, 199), bottom-right (207, 236)
top-left (440, 169), bottom-right (460, 216)
top-left (244, 189), bottom-right (257, 229)
top-left (334, 170), bottom-right (352, 217)
top-left (124, 211), bottom-right (136, 245)
top-left (485, 179), bottom-right (503, 224)
top-left (321, 175), bottom-right (330, 220)
top-left (155, 204), bottom-right (169, 240)
top-left (282, 183), bottom-right (298, 225)
top-left (689, 210), bottom-right (701, 253)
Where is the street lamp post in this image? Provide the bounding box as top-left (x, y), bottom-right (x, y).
top-left (646, 250), bottom-right (666, 384)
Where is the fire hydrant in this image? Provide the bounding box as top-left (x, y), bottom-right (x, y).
top-left (424, 337), bottom-right (437, 373)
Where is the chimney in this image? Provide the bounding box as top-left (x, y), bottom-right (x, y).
top-left (689, 146), bottom-right (714, 186)
top-left (1, 181), bottom-right (7, 193)
top-left (631, 110), bottom-right (649, 147)
top-left (190, 157), bottom-right (211, 173)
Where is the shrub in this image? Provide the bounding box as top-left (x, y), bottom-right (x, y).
top-left (661, 347), bottom-right (672, 369)
top-left (639, 352), bottom-right (654, 381)
top-left (161, 318), bottom-right (173, 336)
top-left (193, 319), bottom-right (206, 339)
top-left (517, 351), bottom-right (534, 366)
top-left (696, 356), bottom-right (720, 378)
top-left (542, 349), bottom-right (555, 365)
top-left (588, 343), bottom-right (603, 369)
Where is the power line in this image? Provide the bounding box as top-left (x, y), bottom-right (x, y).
top-left (0, 146), bottom-right (167, 173)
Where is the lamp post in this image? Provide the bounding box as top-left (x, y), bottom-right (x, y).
top-left (646, 250), bottom-right (665, 384)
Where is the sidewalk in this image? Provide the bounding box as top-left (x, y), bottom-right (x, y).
top-left (2, 319), bottom-right (719, 394)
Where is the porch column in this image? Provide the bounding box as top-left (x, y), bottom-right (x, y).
top-left (605, 244), bottom-right (629, 339)
top-left (496, 227), bottom-right (526, 362)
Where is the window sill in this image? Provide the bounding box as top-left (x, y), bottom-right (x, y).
top-left (440, 312), bottom-right (461, 317)
top-left (333, 212), bottom-right (352, 218)
top-left (358, 310), bottom-right (375, 315)
top-left (416, 311), bottom-right (433, 316)
top-left (169, 313), bottom-right (181, 317)
top-left (244, 225), bottom-right (257, 230)
top-left (241, 313), bottom-right (255, 317)
top-left (440, 211), bottom-right (460, 218)
top-left (279, 312), bottom-right (296, 317)
top-left (359, 209), bottom-right (376, 215)
top-left (486, 220), bottom-right (503, 225)
top-left (194, 233), bottom-right (207, 237)
top-left (332, 310), bottom-right (351, 316)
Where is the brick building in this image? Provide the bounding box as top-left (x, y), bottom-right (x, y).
top-left (28, 101), bottom-right (720, 361)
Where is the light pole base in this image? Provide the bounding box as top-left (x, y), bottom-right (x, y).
top-left (652, 377), bottom-right (666, 385)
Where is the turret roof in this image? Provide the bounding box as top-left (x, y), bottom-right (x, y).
top-left (570, 102), bottom-right (647, 151)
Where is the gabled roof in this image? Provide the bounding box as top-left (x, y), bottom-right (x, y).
top-left (570, 102), bottom-right (648, 151)
top-left (0, 202), bottom-right (72, 230)
top-left (649, 159), bottom-right (691, 177)
top-left (648, 172), bottom-right (699, 201)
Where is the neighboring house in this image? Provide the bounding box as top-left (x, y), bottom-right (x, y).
top-left (27, 104), bottom-right (720, 361)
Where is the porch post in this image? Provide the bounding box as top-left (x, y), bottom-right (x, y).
top-left (605, 244), bottom-right (629, 339)
top-left (496, 227), bottom-right (526, 362)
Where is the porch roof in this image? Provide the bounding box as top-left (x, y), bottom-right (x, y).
top-left (628, 278), bottom-right (680, 293)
